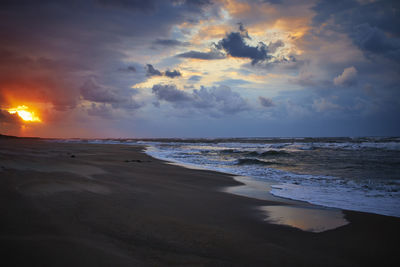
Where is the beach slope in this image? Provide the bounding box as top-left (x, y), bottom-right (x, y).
top-left (0, 139), bottom-right (398, 266)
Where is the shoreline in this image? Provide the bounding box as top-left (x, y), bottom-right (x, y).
top-left (0, 138), bottom-right (399, 266)
top-left (144, 144), bottom-right (399, 220)
top-left (159, 159), bottom-right (350, 232)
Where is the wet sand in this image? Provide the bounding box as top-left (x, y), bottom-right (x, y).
top-left (223, 176), bottom-right (349, 232)
top-left (0, 138), bottom-right (399, 266)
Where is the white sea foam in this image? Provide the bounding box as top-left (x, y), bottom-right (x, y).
top-left (270, 182), bottom-right (400, 217)
top-left (144, 141), bottom-right (400, 218)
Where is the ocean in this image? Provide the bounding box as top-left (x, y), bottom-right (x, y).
top-left (58, 137), bottom-right (400, 217)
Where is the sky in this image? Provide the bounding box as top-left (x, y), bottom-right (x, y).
top-left (0, 0), bottom-right (399, 138)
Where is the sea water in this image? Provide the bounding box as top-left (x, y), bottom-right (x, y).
top-left (58, 137), bottom-right (400, 217)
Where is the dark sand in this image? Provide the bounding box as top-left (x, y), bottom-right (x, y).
top-left (0, 138), bottom-right (399, 266)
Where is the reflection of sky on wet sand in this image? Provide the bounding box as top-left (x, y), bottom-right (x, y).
top-left (223, 176), bottom-right (348, 233)
top-left (222, 176), bottom-right (301, 203)
top-left (260, 205), bottom-right (348, 233)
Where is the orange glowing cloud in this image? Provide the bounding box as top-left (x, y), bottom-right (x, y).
top-left (221, 0), bottom-right (252, 17)
top-left (190, 24), bottom-right (231, 44)
top-left (7, 105), bottom-right (41, 122)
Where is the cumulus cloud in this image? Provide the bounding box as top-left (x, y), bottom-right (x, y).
top-left (152, 84), bottom-right (192, 102)
top-left (259, 96), bottom-right (275, 108)
top-left (334, 66), bottom-right (358, 86)
top-left (176, 49), bottom-right (226, 60)
top-left (80, 78), bottom-right (142, 111)
top-left (146, 64), bottom-right (163, 77)
top-left (152, 84), bottom-right (250, 115)
top-left (165, 69), bottom-right (182, 78)
top-left (146, 64), bottom-right (182, 78)
top-left (192, 86), bottom-right (250, 114)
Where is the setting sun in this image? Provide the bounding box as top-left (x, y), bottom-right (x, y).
top-left (7, 105), bottom-right (41, 122)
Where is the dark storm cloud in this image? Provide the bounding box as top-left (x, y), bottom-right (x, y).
top-left (146, 64), bottom-right (163, 77)
top-left (80, 78), bottom-right (124, 104)
top-left (97, 0), bottom-right (211, 12)
top-left (86, 103), bottom-right (115, 118)
top-left (258, 96), bottom-right (274, 108)
top-left (165, 69), bottom-right (182, 78)
top-left (176, 25), bottom-right (287, 64)
top-left (0, 0), bottom-right (212, 116)
top-left (0, 49), bottom-right (80, 111)
top-left (0, 109), bottom-right (22, 124)
top-left (312, 0), bottom-right (359, 25)
top-left (152, 84), bottom-right (250, 115)
top-left (215, 24), bottom-right (285, 65)
top-left (312, 0), bottom-right (400, 61)
top-left (216, 31), bottom-right (270, 64)
top-left (312, 0), bottom-right (400, 34)
top-left (303, 0), bottom-right (400, 126)
top-left (353, 24), bottom-right (400, 61)
top-left (153, 39), bottom-right (190, 47)
top-left (183, 0), bottom-right (212, 6)
top-left (176, 50), bottom-right (226, 60)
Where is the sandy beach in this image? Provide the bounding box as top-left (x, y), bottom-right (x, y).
top-left (0, 138), bottom-right (399, 266)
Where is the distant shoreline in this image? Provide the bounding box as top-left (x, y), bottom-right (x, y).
top-left (2, 133), bottom-right (399, 141)
top-left (0, 133), bottom-right (40, 139)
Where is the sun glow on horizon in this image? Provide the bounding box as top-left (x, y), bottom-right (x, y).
top-left (7, 105), bottom-right (41, 122)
